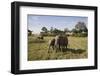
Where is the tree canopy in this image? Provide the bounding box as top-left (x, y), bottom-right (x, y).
top-left (75, 22), bottom-right (88, 33)
top-left (41, 27), bottom-right (48, 33)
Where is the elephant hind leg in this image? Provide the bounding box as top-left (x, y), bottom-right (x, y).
top-left (52, 46), bottom-right (55, 50)
top-left (48, 45), bottom-right (51, 53)
top-left (55, 45), bottom-right (58, 52)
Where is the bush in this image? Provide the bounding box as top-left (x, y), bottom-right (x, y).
top-left (41, 33), bottom-right (56, 37)
top-left (72, 33), bottom-right (87, 37)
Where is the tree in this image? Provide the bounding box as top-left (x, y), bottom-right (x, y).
top-left (75, 22), bottom-right (88, 33)
top-left (72, 28), bottom-right (78, 33)
top-left (53, 28), bottom-right (64, 35)
top-left (28, 29), bottom-right (32, 36)
top-left (64, 28), bottom-right (69, 33)
top-left (71, 22), bottom-right (88, 37)
top-left (41, 27), bottom-right (48, 33)
top-left (50, 27), bottom-right (53, 33)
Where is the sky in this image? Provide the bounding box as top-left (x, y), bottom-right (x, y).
top-left (28, 15), bottom-right (88, 34)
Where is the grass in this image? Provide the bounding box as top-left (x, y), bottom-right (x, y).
top-left (28, 36), bottom-right (88, 61)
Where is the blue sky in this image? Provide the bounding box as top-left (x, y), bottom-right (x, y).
top-left (28, 15), bottom-right (88, 34)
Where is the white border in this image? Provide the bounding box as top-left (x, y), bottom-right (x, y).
top-left (20, 6), bottom-right (95, 70)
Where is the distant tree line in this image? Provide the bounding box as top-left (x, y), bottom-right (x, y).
top-left (40, 21), bottom-right (88, 37)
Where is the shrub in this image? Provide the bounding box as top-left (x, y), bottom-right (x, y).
top-left (72, 33), bottom-right (88, 37)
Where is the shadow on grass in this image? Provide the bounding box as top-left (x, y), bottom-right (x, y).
top-left (62, 48), bottom-right (86, 54)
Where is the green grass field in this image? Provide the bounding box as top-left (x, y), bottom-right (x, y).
top-left (28, 36), bottom-right (88, 61)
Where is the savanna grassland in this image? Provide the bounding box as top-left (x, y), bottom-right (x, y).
top-left (28, 35), bottom-right (88, 61)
